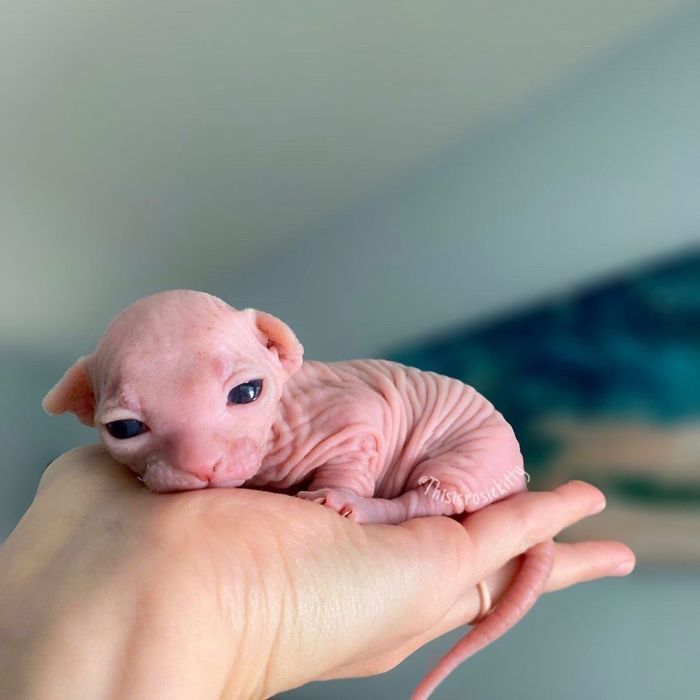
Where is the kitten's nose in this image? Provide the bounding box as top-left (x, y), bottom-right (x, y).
top-left (170, 434), bottom-right (225, 479)
top-left (182, 457), bottom-right (222, 482)
top-left (172, 436), bottom-right (259, 485)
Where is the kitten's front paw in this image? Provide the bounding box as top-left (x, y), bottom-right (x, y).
top-left (296, 488), bottom-right (368, 523)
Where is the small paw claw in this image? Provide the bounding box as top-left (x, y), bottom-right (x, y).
top-left (296, 488), bottom-right (367, 523)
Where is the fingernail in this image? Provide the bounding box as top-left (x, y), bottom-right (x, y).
top-left (590, 497), bottom-right (606, 514)
top-left (612, 558), bottom-right (635, 575)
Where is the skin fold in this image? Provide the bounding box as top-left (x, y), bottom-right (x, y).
top-left (40, 290), bottom-right (603, 698)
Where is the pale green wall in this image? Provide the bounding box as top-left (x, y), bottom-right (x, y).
top-left (216, 7), bottom-right (700, 363)
top-left (2, 5), bottom-right (698, 699)
top-left (214, 9), bottom-right (699, 700)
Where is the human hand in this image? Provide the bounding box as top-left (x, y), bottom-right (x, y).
top-left (0, 445), bottom-right (635, 699)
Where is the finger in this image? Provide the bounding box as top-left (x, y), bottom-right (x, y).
top-left (462, 480), bottom-right (607, 580)
top-left (544, 540), bottom-right (636, 592)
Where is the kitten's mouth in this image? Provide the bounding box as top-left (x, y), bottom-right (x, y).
top-left (139, 464), bottom-right (248, 492)
top-left (141, 463), bottom-right (210, 492)
top-left (209, 476), bottom-right (247, 488)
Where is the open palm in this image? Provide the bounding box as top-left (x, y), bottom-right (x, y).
top-left (0, 445), bottom-right (634, 699)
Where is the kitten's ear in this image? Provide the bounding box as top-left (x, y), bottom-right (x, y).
top-left (42, 355), bottom-right (96, 426)
top-left (243, 308), bottom-right (304, 376)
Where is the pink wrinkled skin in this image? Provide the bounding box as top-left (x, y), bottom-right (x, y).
top-left (43, 289), bottom-right (554, 700)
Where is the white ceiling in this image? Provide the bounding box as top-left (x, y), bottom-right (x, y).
top-left (1, 0), bottom-right (691, 350)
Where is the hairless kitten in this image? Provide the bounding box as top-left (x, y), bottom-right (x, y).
top-left (43, 289), bottom-right (554, 700)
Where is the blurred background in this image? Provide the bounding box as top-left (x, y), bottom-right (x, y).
top-left (1, 1), bottom-right (699, 698)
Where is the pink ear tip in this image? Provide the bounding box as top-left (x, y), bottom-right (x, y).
top-left (41, 355), bottom-right (96, 424)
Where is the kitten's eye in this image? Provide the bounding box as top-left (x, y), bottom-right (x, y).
top-left (105, 419), bottom-right (148, 440)
top-left (228, 378), bottom-right (263, 404)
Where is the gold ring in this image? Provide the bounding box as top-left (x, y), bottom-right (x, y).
top-left (472, 580), bottom-right (493, 623)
